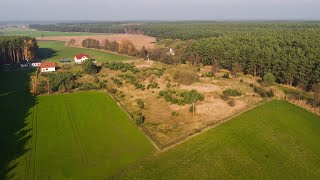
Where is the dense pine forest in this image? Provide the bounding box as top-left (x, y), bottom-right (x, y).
top-left (31, 22), bottom-right (320, 89)
top-left (0, 36), bottom-right (38, 65)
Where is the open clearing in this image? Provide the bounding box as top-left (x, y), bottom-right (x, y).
top-left (116, 100), bottom-right (320, 179)
top-left (0, 28), bottom-right (101, 37)
top-left (38, 34), bottom-right (157, 50)
top-left (0, 70), bottom-right (155, 179)
top-left (38, 41), bottom-right (131, 63)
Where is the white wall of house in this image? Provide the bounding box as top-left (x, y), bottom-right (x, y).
top-left (41, 67), bottom-right (55, 72)
top-left (74, 56), bottom-right (89, 64)
top-left (32, 63), bottom-right (41, 67)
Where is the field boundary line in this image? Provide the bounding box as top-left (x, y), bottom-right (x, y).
top-left (105, 91), bottom-right (161, 151)
top-left (65, 98), bottom-right (89, 165)
top-left (32, 104), bottom-right (38, 180)
top-left (158, 99), bottom-right (271, 153)
top-left (24, 106), bottom-right (34, 180)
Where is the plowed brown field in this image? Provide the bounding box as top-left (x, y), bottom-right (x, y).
top-left (37, 34), bottom-right (156, 50)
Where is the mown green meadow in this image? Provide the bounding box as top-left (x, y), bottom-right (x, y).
top-left (116, 100), bottom-right (320, 179)
top-left (38, 41), bottom-right (130, 63)
top-left (0, 28), bottom-right (101, 37)
top-left (0, 70), bottom-right (155, 179)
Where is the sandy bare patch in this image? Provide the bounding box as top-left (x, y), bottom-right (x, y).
top-left (180, 83), bottom-right (222, 93)
top-left (37, 34), bottom-right (156, 50)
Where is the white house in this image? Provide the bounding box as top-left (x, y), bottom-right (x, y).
top-left (74, 54), bottom-right (90, 64)
top-left (31, 62), bottom-right (41, 67)
top-left (40, 62), bottom-right (55, 72)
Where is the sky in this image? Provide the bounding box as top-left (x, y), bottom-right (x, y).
top-left (1, 0), bottom-right (320, 21)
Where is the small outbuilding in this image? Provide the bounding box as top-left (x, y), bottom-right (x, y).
top-left (40, 62), bottom-right (56, 72)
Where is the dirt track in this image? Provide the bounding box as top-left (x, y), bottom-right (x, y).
top-left (37, 34), bottom-right (156, 50)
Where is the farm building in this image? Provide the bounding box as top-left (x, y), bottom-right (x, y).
top-left (30, 59), bottom-right (41, 67)
top-left (74, 54), bottom-right (90, 64)
top-left (40, 62), bottom-right (56, 72)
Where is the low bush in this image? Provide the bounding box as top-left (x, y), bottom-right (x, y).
top-left (159, 89), bottom-right (204, 105)
top-left (223, 89), bottom-right (242, 96)
top-left (228, 99), bottom-right (236, 107)
top-left (220, 94), bottom-right (230, 101)
top-left (134, 113), bottom-right (145, 126)
top-left (147, 82), bottom-right (159, 89)
top-left (253, 86), bottom-right (274, 97)
top-left (136, 99), bottom-right (145, 109)
top-left (171, 111), bottom-right (179, 116)
top-left (201, 72), bottom-right (214, 78)
top-left (174, 68), bottom-right (199, 85)
top-left (222, 73), bottom-right (230, 79)
top-left (79, 82), bottom-right (97, 90)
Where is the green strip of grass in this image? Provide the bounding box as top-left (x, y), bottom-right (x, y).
top-left (116, 100), bottom-right (320, 179)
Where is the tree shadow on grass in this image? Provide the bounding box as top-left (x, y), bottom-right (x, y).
top-left (37, 47), bottom-right (57, 60)
top-left (0, 69), bottom-right (37, 179)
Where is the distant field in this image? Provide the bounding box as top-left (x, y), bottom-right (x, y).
top-left (117, 100), bottom-right (320, 179)
top-left (0, 70), bottom-right (155, 179)
top-left (38, 41), bottom-right (130, 63)
top-left (0, 28), bottom-right (101, 37)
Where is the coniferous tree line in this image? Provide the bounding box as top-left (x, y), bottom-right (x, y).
top-left (0, 36), bottom-right (38, 65)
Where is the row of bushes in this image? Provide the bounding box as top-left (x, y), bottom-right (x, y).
top-left (253, 86), bottom-right (274, 97)
top-left (103, 62), bottom-right (139, 74)
top-left (284, 89), bottom-right (320, 107)
top-left (223, 89), bottom-right (242, 96)
top-left (159, 89), bottom-right (204, 105)
top-left (118, 74), bottom-right (145, 90)
top-left (147, 82), bottom-right (160, 89)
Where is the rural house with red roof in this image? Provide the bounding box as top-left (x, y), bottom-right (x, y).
top-left (40, 62), bottom-right (56, 72)
top-left (74, 54), bottom-right (90, 64)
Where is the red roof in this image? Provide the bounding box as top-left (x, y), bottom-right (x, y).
top-left (75, 54), bottom-right (90, 59)
top-left (40, 62), bottom-right (55, 69)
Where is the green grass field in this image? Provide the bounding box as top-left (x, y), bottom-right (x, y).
top-left (0, 28), bottom-right (101, 37)
top-left (116, 100), bottom-right (320, 179)
top-left (0, 70), bottom-right (155, 179)
top-left (38, 41), bottom-right (131, 63)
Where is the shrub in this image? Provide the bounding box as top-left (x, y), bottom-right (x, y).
top-left (240, 79), bottom-right (244, 83)
top-left (136, 99), bottom-right (145, 109)
top-left (253, 86), bottom-right (267, 97)
top-left (228, 99), bottom-right (236, 107)
top-left (79, 82), bottom-right (96, 90)
top-left (174, 68), bottom-right (199, 85)
top-left (103, 62), bottom-right (139, 73)
top-left (263, 72), bottom-right (276, 86)
top-left (267, 89), bottom-right (275, 97)
top-left (134, 114), bottom-right (145, 126)
top-left (109, 88), bottom-right (117, 94)
top-left (159, 89), bottom-right (204, 105)
top-left (113, 78), bottom-right (123, 87)
top-left (147, 82), bottom-right (159, 89)
top-left (98, 82), bottom-right (106, 89)
top-left (82, 60), bottom-right (97, 75)
top-left (171, 111), bottom-right (179, 116)
top-left (201, 72), bottom-right (214, 77)
top-left (222, 73), bottom-right (230, 79)
top-left (223, 89), bottom-right (242, 96)
top-left (220, 94), bottom-right (230, 101)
